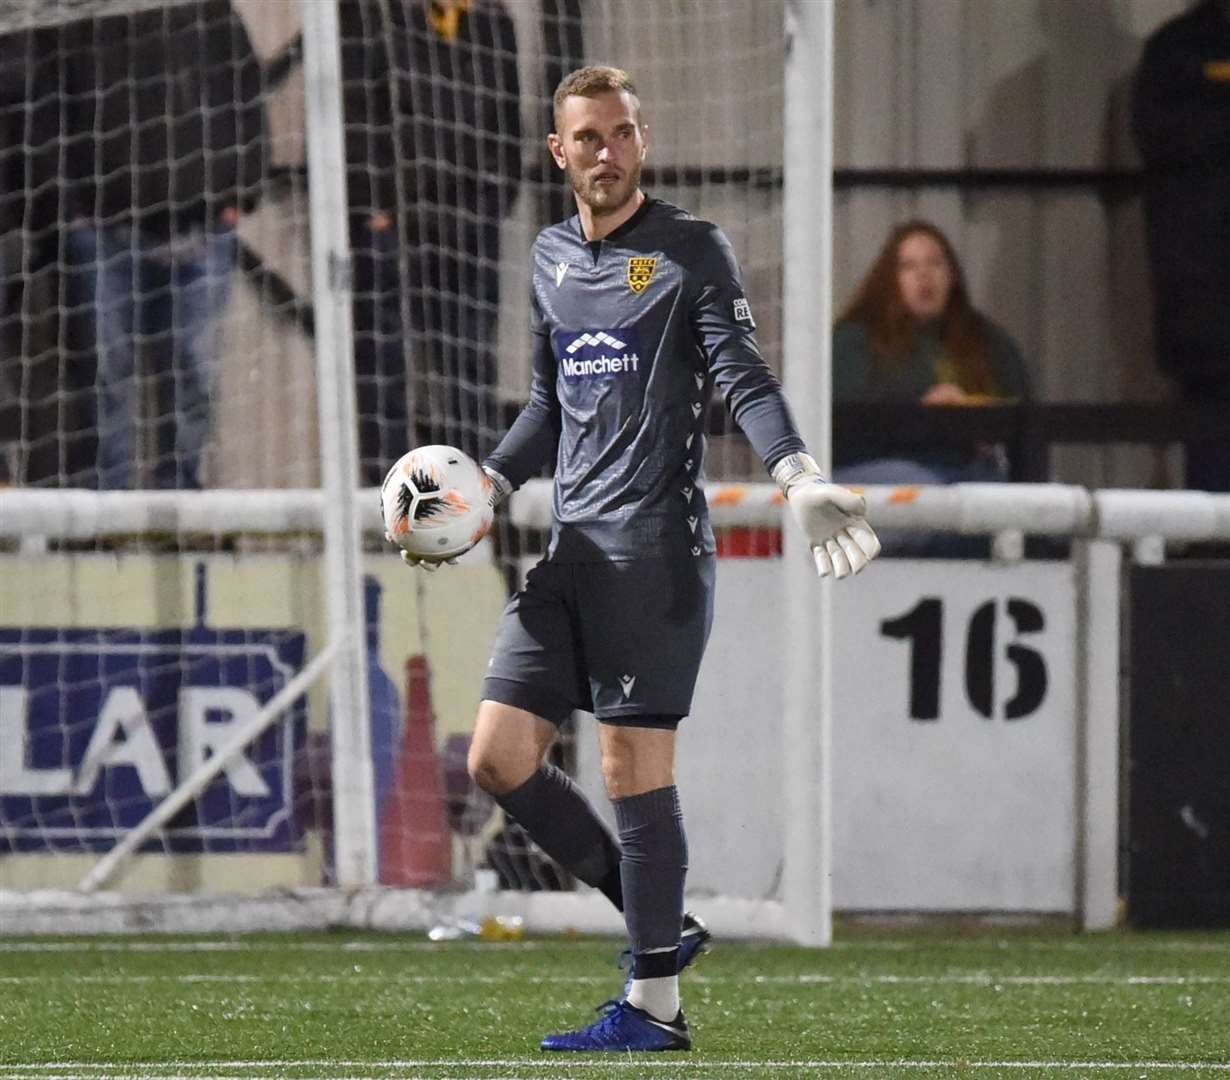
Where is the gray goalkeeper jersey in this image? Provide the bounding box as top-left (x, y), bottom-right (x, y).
top-left (486, 197), bottom-right (806, 562)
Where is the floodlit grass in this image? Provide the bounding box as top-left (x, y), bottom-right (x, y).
top-left (2, 928), bottom-right (1230, 1078)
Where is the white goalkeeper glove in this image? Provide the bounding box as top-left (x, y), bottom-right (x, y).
top-left (393, 548), bottom-right (453, 572)
top-left (389, 464), bottom-right (513, 572)
top-left (482, 464), bottom-right (513, 509)
top-left (772, 452), bottom-right (881, 580)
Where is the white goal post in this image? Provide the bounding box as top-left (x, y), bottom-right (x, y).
top-left (299, 0), bottom-right (377, 890)
top-left (781, 0), bottom-right (835, 948)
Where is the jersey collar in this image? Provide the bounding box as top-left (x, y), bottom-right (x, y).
top-left (573, 195), bottom-right (657, 245)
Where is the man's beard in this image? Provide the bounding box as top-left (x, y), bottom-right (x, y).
top-left (566, 159), bottom-right (642, 217)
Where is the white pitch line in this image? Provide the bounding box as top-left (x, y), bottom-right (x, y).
top-left (0, 974), bottom-right (607, 986)
top-left (3, 972), bottom-right (1230, 987)
top-left (765, 973), bottom-right (1230, 986)
top-left (831, 939), bottom-right (1230, 955)
top-left (0, 941), bottom-right (546, 954)
top-left (5, 1060), bottom-right (1230, 1075)
top-left (3, 937), bottom-right (1230, 955)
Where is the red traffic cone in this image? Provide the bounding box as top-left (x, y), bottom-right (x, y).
top-left (378, 654), bottom-right (452, 886)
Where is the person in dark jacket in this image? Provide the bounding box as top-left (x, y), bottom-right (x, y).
top-left (832, 219), bottom-right (1029, 556)
top-left (1132, 0), bottom-right (1230, 492)
top-left (61, 1), bottom-right (266, 489)
top-left (833, 219), bottom-right (1029, 478)
top-left (0, 29), bottom-right (40, 484)
top-left (0, 26), bottom-right (79, 485)
top-left (0, 28), bottom-right (64, 273)
top-left (338, 0), bottom-right (521, 482)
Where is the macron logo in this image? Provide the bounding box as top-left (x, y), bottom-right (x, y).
top-left (565, 331), bottom-right (626, 354)
top-left (619, 674), bottom-right (637, 699)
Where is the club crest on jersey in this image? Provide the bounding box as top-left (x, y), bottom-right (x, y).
top-left (627, 256), bottom-right (657, 294)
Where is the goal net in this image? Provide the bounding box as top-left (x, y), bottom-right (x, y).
top-left (0, 0), bottom-right (795, 937)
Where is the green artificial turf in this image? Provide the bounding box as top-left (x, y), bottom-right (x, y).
top-left (2, 928), bottom-right (1230, 1078)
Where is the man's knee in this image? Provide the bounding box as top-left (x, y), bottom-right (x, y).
top-left (467, 700), bottom-right (555, 796)
top-left (598, 721), bottom-right (677, 800)
top-left (467, 740), bottom-right (531, 796)
top-left (598, 740), bottom-right (630, 798)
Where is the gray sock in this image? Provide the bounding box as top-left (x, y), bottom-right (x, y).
top-left (613, 785), bottom-right (687, 957)
top-left (493, 765), bottom-right (623, 903)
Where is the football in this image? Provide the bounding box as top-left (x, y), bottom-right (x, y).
top-left (380, 445), bottom-right (494, 562)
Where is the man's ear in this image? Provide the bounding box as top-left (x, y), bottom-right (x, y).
top-left (547, 133), bottom-right (567, 170)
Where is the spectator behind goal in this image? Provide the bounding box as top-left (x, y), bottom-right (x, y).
top-left (60, 1), bottom-right (267, 490)
top-left (0, 27), bottom-right (85, 485)
top-left (1132, 0), bottom-right (1230, 492)
top-left (338, 0), bottom-right (522, 482)
top-left (832, 220), bottom-right (1029, 555)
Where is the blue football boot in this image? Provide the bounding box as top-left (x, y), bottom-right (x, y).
top-left (619, 910), bottom-right (711, 997)
top-left (540, 998), bottom-right (692, 1052)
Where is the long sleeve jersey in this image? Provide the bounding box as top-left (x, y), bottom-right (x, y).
top-left (486, 197), bottom-right (805, 562)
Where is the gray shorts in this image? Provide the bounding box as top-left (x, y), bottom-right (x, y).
top-left (482, 555), bottom-right (716, 725)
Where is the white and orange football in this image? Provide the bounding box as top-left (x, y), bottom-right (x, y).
top-left (380, 445), bottom-right (493, 562)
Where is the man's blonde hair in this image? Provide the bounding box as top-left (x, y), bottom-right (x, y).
top-left (552, 65), bottom-right (640, 132)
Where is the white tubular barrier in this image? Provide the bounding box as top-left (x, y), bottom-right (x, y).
top-left (1093, 488), bottom-right (1230, 541)
top-left (861, 482), bottom-right (1092, 535)
top-left (7, 483), bottom-right (1230, 544)
top-left (0, 488), bottom-right (386, 539)
top-left (510, 479), bottom-right (1230, 543)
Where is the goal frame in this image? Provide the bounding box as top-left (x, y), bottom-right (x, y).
top-left (781, 0), bottom-right (835, 947)
top-left (299, 0), bottom-right (378, 890)
top-left (0, 0), bottom-right (834, 942)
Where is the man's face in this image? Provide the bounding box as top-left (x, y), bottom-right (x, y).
top-left (549, 90), bottom-right (647, 217)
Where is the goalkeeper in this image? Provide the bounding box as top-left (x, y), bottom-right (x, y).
top-left (406, 65), bottom-right (880, 1052)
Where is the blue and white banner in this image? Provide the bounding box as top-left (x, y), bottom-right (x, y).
top-left (0, 627), bottom-right (305, 852)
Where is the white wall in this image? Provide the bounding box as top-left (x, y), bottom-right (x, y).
top-left (577, 556), bottom-right (1083, 912)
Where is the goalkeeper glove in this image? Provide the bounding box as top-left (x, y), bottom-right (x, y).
top-left (393, 548), bottom-right (454, 572)
top-left (390, 464), bottom-right (513, 572)
top-left (772, 452), bottom-right (881, 580)
top-left (482, 463), bottom-right (513, 509)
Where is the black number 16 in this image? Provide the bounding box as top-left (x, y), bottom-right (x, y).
top-left (880, 598), bottom-right (1048, 722)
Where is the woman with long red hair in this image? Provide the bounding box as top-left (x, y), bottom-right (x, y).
top-left (835, 220), bottom-right (1028, 469)
top-left (833, 220), bottom-right (1029, 551)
